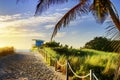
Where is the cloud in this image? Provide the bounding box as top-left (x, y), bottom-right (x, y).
top-left (71, 31), bottom-right (78, 35)
top-left (56, 32), bottom-right (66, 38)
top-left (45, 24), bottom-right (54, 29)
top-left (56, 8), bottom-right (70, 11)
top-left (0, 12), bottom-right (63, 38)
top-left (0, 14), bottom-right (22, 22)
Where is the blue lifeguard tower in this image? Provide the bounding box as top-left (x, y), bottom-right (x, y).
top-left (32, 39), bottom-right (44, 49)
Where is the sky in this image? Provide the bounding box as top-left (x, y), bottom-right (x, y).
top-left (0, 0), bottom-right (119, 49)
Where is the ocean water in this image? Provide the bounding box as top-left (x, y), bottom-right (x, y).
top-left (15, 49), bottom-right (31, 52)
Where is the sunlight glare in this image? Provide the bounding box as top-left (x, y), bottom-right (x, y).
top-left (0, 44), bottom-right (6, 48)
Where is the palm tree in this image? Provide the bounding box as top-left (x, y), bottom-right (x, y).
top-left (35, 0), bottom-right (120, 40)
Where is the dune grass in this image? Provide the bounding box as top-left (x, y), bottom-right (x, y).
top-left (43, 47), bottom-right (60, 59)
top-left (41, 47), bottom-right (119, 80)
top-left (0, 47), bottom-right (14, 57)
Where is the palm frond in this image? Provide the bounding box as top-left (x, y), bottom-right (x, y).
top-left (110, 40), bottom-right (120, 52)
top-left (90, 0), bottom-right (120, 31)
top-left (105, 21), bottom-right (120, 52)
top-left (106, 21), bottom-right (120, 39)
top-left (107, 0), bottom-right (120, 31)
top-left (35, 0), bottom-right (68, 15)
top-left (90, 0), bottom-right (109, 23)
top-left (51, 0), bottom-right (90, 40)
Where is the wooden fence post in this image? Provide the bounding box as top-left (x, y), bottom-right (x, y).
top-left (90, 69), bottom-right (93, 80)
top-left (55, 59), bottom-right (57, 71)
top-left (66, 59), bottom-right (69, 80)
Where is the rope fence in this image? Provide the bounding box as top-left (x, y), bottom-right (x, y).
top-left (93, 73), bottom-right (99, 80)
top-left (39, 49), bottom-right (99, 80)
top-left (68, 62), bottom-right (90, 79)
top-left (57, 61), bottom-right (67, 67)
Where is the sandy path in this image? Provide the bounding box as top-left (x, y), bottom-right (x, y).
top-left (0, 52), bottom-right (64, 80)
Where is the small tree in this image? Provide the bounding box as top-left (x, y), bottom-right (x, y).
top-left (84, 37), bottom-right (113, 52)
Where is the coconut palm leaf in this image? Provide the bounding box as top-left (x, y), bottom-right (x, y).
top-left (106, 21), bottom-right (120, 40)
top-left (105, 21), bottom-right (120, 52)
top-left (51, 0), bottom-right (90, 40)
top-left (106, 0), bottom-right (120, 31)
top-left (90, 0), bottom-right (109, 23)
top-left (90, 0), bottom-right (120, 31)
top-left (35, 0), bottom-right (68, 15)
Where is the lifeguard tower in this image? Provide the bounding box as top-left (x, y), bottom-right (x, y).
top-left (32, 39), bottom-right (44, 49)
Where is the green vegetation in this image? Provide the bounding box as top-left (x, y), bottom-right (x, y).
top-left (84, 37), bottom-right (120, 53)
top-left (38, 41), bottom-right (120, 80)
top-left (0, 47), bottom-right (14, 57)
